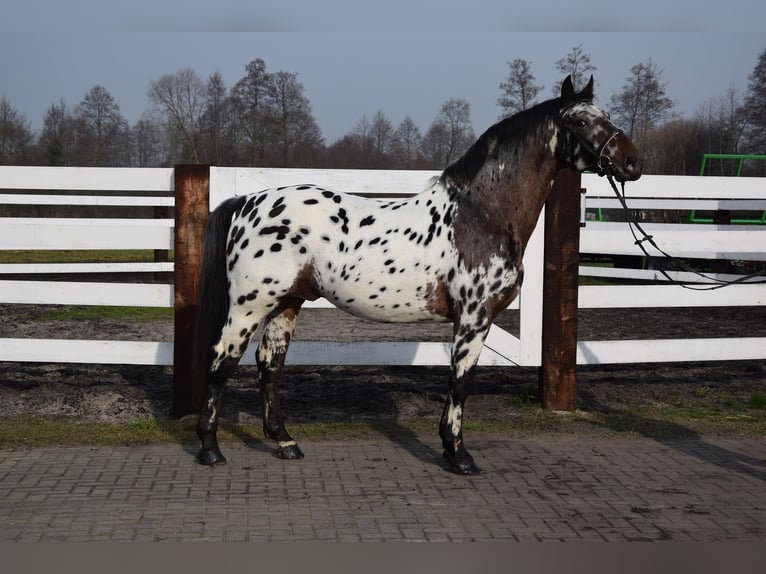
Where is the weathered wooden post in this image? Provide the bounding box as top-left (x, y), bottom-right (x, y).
top-left (154, 204), bottom-right (171, 282)
top-left (173, 165), bottom-right (210, 418)
top-left (538, 169), bottom-right (582, 411)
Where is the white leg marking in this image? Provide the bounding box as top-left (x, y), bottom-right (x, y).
top-left (447, 400), bottom-right (462, 440)
top-left (207, 397), bottom-right (217, 426)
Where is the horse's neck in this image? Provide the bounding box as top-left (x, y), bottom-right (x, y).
top-left (469, 140), bottom-right (559, 248)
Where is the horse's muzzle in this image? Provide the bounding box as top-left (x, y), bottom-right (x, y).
top-left (610, 135), bottom-right (641, 182)
top-left (618, 152), bottom-right (642, 181)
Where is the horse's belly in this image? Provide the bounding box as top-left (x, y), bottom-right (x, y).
top-left (336, 296), bottom-right (450, 324)
top-left (314, 262), bottom-right (451, 324)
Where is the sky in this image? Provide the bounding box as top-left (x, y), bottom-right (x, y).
top-left (1, 2), bottom-right (765, 144)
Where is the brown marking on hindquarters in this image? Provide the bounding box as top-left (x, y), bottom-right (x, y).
top-left (287, 264), bottom-right (320, 302)
top-left (424, 279), bottom-right (455, 321)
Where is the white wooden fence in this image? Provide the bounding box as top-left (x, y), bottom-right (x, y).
top-left (578, 173), bottom-right (766, 363)
top-left (1, 166), bottom-right (764, 367)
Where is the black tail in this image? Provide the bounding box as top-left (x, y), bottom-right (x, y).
top-left (191, 195), bottom-right (247, 411)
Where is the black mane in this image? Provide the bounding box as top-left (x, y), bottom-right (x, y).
top-left (440, 96), bottom-right (568, 189)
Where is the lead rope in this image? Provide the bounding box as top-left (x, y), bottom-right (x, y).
top-left (605, 173), bottom-right (766, 291)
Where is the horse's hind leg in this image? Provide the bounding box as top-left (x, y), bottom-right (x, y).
top-left (257, 299), bottom-right (304, 460)
top-left (196, 356), bottom-right (240, 465)
top-left (196, 307), bottom-right (261, 465)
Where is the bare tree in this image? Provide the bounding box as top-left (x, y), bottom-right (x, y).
top-left (0, 96), bottom-right (34, 165)
top-left (429, 99), bottom-right (475, 168)
top-left (132, 110), bottom-right (169, 167)
top-left (230, 58), bottom-right (270, 166)
top-left (347, 114), bottom-right (375, 167)
top-left (553, 44), bottom-right (596, 94)
top-left (368, 110), bottom-right (394, 167)
top-left (390, 116), bottom-right (422, 169)
top-left (420, 120), bottom-right (451, 169)
top-left (38, 99), bottom-right (75, 166)
top-left (719, 85), bottom-right (749, 155)
top-left (148, 68), bottom-right (206, 163)
top-left (265, 70), bottom-right (323, 167)
top-left (73, 85), bottom-right (127, 166)
top-left (497, 58), bottom-right (542, 118)
top-left (641, 118), bottom-right (696, 175)
top-left (694, 86), bottom-right (748, 172)
top-left (744, 47), bottom-right (766, 163)
top-left (634, 86), bottom-right (747, 176)
top-left (199, 71), bottom-right (232, 165)
top-left (609, 59), bottom-right (674, 147)
top-left (324, 133), bottom-right (365, 168)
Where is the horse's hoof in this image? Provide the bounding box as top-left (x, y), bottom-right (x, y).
top-left (196, 448), bottom-right (227, 466)
top-left (453, 459), bottom-right (480, 475)
top-left (443, 450), bottom-right (480, 475)
top-left (276, 443), bottom-right (304, 460)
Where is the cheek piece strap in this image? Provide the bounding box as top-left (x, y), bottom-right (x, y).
top-left (593, 129), bottom-right (622, 176)
top-left (560, 105), bottom-right (623, 177)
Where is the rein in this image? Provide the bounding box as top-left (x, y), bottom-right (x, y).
top-left (604, 173), bottom-right (766, 291)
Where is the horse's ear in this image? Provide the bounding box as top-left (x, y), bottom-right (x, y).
top-left (561, 75), bottom-right (575, 101)
top-left (580, 75), bottom-right (594, 99)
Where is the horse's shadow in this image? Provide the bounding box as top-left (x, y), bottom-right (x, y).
top-left (578, 387), bottom-right (766, 482)
top-left (166, 364), bottom-right (449, 469)
top-left (91, 364), bottom-right (273, 459)
top-left (367, 420), bottom-right (445, 469)
top-left (273, 365), bottom-right (449, 470)
top-left (174, 423), bottom-right (274, 459)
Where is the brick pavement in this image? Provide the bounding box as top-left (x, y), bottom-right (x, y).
top-left (1, 433), bottom-right (765, 542)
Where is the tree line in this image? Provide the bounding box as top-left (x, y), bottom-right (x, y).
top-left (1, 46), bottom-right (765, 175)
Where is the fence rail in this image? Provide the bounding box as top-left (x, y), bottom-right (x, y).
top-left (1, 166), bottom-right (764, 373)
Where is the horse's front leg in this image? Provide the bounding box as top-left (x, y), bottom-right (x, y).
top-left (257, 302), bottom-right (304, 460)
top-left (440, 313), bottom-right (491, 475)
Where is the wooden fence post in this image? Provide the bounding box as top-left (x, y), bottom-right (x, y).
top-left (173, 165), bottom-right (210, 418)
top-left (538, 169), bottom-right (582, 411)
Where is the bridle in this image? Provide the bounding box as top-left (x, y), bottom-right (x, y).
top-left (560, 104), bottom-right (623, 177)
top-left (560, 102), bottom-right (766, 290)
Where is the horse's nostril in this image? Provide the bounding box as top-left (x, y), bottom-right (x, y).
top-left (625, 155), bottom-right (638, 171)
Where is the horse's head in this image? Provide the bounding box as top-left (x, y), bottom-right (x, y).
top-left (558, 75), bottom-right (641, 182)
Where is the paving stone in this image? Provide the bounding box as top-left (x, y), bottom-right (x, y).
top-left (0, 435), bottom-right (765, 541)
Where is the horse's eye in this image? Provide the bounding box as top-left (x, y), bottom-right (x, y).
top-left (576, 119), bottom-right (588, 128)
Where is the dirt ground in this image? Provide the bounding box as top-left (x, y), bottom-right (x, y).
top-left (0, 304), bottom-right (764, 426)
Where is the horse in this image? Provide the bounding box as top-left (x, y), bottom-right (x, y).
top-left (191, 75), bottom-right (641, 475)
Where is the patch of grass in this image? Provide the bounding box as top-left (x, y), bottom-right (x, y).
top-left (0, 250), bottom-right (171, 264)
top-left (749, 391), bottom-right (766, 410)
top-left (41, 305), bottom-right (173, 322)
top-left (2, 400), bottom-right (766, 449)
top-left (293, 420), bottom-right (379, 438)
top-left (713, 389), bottom-right (741, 409)
top-left (0, 417), bottom-right (195, 448)
top-left (509, 384), bottom-right (539, 407)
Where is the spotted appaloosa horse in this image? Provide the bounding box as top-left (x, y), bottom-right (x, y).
top-left (192, 76), bottom-right (641, 474)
